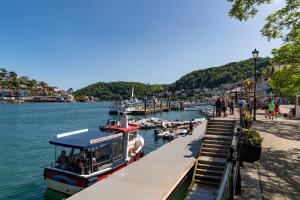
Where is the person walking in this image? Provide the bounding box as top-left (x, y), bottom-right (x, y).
top-left (264, 101), bottom-right (269, 118)
top-left (248, 100), bottom-right (253, 115)
top-left (274, 102), bottom-right (280, 119)
top-left (229, 100), bottom-right (235, 115)
top-left (221, 98), bottom-right (227, 117)
top-left (268, 101), bottom-right (275, 120)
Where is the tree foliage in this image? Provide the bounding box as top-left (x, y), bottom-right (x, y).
top-left (268, 65), bottom-right (300, 100)
top-left (227, 0), bottom-right (300, 99)
top-left (75, 58), bottom-right (271, 100)
top-left (228, 0), bottom-right (300, 40)
top-left (228, 0), bottom-right (273, 21)
top-left (74, 82), bottom-right (166, 100)
top-left (227, 0), bottom-right (300, 59)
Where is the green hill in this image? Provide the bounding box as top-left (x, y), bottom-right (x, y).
top-left (169, 57), bottom-right (271, 91)
top-left (75, 57), bottom-right (271, 100)
top-left (74, 81), bottom-right (166, 100)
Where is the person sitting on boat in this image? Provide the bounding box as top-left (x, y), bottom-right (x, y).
top-left (74, 159), bottom-right (85, 175)
top-left (77, 149), bottom-right (86, 159)
top-left (91, 151), bottom-right (99, 171)
top-left (56, 150), bottom-right (67, 169)
top-left (67, 149), bottom-right (76, 170)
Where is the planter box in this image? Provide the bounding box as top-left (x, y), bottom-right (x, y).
top-left (241, 143), bottom-right (261, 163)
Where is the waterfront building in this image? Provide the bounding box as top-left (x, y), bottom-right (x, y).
top-left (256, 75), bottom-right (271, 102)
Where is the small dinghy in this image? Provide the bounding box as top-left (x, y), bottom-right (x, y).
top-left (176, 129), bottom-right (189, 135)
top-left (163, 131), bottom-right (178, 140)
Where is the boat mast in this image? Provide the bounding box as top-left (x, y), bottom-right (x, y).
top-left (193, 77), bottom-right (195, 101)
top-left (131, 86), bottom-right (134, 98)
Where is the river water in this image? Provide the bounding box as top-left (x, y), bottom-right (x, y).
top-left (0, 102), bottom-right (206, 200)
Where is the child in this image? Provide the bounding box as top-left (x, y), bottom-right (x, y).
top-left (274, 103), bottom-right (280, 119)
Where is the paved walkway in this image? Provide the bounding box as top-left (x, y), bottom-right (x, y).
top-left (219, 107), bottom-right (300, 200)
top-left (253, 109), bottom-right (300, 200)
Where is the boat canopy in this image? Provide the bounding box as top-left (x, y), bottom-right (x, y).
top-left (49, 130), bottom-right (123, 149)
top-left (102, 123), bottom-right (139, 133)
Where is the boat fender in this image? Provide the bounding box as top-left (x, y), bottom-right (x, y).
top-left (128, 148), bottom-right (133, 156)
top-left (134, 141), bottom-right (140, 149)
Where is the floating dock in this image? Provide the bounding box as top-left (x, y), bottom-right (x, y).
top-left (67, 121), bottom-right (207, 200)
top-left (130, 107), bottom-right (170, 115)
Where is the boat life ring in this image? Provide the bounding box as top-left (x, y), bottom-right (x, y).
top-left (128, 147), bottom-right (133, 155)
top-left (131, 147), bottom-right (135, 155)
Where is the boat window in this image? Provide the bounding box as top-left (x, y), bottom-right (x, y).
top-left (112, 140), bottom-right (124, 161)
top-left (128, 131), bottom-right (137, 142)
top-left (54, 146), bottom-right (81, 170)
top-left (91, 144), bottom-right (112, 172)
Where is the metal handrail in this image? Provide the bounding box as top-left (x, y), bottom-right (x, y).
top-left (215, 162), bottom-right (232, 200)
top-left (215, 120), bottom-right (239, 200)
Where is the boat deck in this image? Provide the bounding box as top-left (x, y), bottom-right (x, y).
top-left (67, 121), bottom-right (207, 200)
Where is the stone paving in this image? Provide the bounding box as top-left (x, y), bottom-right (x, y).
top-left (253, 109), bottom-right (300, 200)
top-left (223, 106), bottom-right (299, 200)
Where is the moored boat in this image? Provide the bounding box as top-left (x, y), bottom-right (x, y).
top-left (108, 87), bottom-right (142, 115)
top-left (44, 115), bottom-right (144, 195)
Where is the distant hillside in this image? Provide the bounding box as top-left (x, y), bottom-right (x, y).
top-left (75, 57), bottom-right (271, 100)
top-left (74, 82), bottom-right (166, 100)
top-left (0, 68), bottom-right (50, 92)
top-left (168, 57), bottom-right (271, 91)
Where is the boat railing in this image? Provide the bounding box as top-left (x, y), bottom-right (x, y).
top-left (91, 159), bottom-right (112, 173)
top-left (113, 154), bottom-right (124, 161)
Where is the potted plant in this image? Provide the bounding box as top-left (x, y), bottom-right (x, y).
top-left (241, 129), bottom-right (263, 163)
top-left (243, 112), bottom-right (253, 129)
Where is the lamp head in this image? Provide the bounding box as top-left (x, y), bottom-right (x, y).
top-left (252, 49), bottom-right (259, 59)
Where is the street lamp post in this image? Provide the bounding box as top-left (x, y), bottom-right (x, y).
top-left (252, 49), bottom-right (259, 121)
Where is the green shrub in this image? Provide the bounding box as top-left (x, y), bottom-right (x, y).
top-left (242, 129), bottom-right (263, 146)
top-left (243, 111), bottom-right (253, 129)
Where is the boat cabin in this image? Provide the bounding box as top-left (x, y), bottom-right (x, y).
top-left (49, 129), bottom-right (127, 176)
top-left (44, 114), bottom-right (144, 195)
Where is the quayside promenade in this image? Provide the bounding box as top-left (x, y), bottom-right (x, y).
top-left (232, 107), bottom-right (300, 200)
top-left (253, 108), bottom-right (300, 200)
top-left (68, 121), bottom-right (207, 200)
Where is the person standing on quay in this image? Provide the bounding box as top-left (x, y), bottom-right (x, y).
top-left (215, 98), bottom-right (222, 117)
top-left (189, 120), bottom-right (194, 133)
top-left (221, 98), bottom-right (227, 117)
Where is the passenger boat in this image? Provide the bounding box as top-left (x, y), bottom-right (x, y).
top-left (44, 115), bottom-right (144, 195)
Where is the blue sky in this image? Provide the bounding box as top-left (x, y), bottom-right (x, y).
top-left (0, 0), bottom-right (284, 90)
